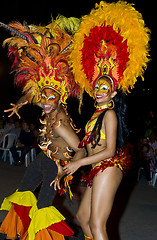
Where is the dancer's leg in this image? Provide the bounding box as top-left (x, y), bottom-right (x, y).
top-left (37, 155), bottom-right (58, 209)
top-left (76, 186), bottom-right (92, 238)
top-left (90, 166), bottom-right (122, 240)
top-left (18, 151), bottom-right (43, 192)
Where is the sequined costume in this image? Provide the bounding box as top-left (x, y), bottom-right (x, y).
top-left (78, 107), bottom-right (131, 187)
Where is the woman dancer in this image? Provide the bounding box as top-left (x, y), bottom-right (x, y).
top-left (63, 75), bottom-right (130, 240)
top-left (62, 1), bottom-right (150, 240)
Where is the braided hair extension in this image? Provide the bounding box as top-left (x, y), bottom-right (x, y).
top-left (90, 109), bottom-right (108, 149)
top-left (114, 90), bottom-right (129, 150)
top-left (90, 90), bottom-right (129, 150)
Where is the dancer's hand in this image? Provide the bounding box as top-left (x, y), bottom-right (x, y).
top-left (63, 160), bottom-right (81, 176)
top-left (50, 160), bottom-right (64, 190)
top-left (4, 101), bottom-right (28, 119)
top-left (50, 176), bottom-right (61, 191)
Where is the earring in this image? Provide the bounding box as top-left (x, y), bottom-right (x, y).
top-left (107, 99), bottom-right (115, 109)
top-left (94, 99), bottom-right (98, 108)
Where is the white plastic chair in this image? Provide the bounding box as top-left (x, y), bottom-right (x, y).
top-left (137, 165), bottom-right (153, 182)
top-left (31, 148), bottom-right (36, 161)
top-left (152, 166), bottom-right (157, 187)
top-left (152, 173), bottom-right (157, 187)
top-left (137, 167), bottom-right (144, 181)
top-left (0, 133), bottom-right (17, 165)
top-left (17, 147), bottom-right (36, 167)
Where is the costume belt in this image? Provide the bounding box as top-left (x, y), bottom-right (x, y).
top-left (81, 149), bottom-right (131, 187)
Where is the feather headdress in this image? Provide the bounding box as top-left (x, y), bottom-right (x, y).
top-left (0, 17), bottom-right (81, 104)
top-left (71, 1), bottom-right (150, 97)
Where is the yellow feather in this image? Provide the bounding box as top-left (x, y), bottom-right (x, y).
top-left (23, 81), bottom-right (41, 103)
top-left (71, 1), bottom-right (150, 95)
top-left (55, 15), bottom-right (81, 35)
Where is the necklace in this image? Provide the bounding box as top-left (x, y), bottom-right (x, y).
top-left (96, 104), bottom-right (108, 110)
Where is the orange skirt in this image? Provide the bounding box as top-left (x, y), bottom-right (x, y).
top-left (0, 204), bottom-right (31, 239)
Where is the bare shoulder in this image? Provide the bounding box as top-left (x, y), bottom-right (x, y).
top-left (103, 109), bottom-right (117, 124)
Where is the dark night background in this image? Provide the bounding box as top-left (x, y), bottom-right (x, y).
top-left (0, 0), bottom-right (155, 136)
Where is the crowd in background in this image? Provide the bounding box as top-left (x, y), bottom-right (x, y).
top-left (0, 116), bottom-right (40, 165)
top-left (125, 109), bottom-right (157, 185)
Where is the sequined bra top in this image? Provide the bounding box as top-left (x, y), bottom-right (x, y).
top-left (85, 118), bottom-right (106, 140)
top-left (78, 112), bottom-right (106, 148)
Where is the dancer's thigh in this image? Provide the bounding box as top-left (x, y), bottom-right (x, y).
top-left (37, 157), bottom-right (58, 208)
top-left (77, 186), bottom-right (92, 223)
top-left (91, 166), bottom-right (122, 225)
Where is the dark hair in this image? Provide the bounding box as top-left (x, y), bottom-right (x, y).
top-left (141, 143), bottom-right (150, 153)
top-left (114, 90), bottom-right (129, 149)
top-left (90, 90), bottom-right (129, 150)
top-left (22, 120), bottom-right (31, 129)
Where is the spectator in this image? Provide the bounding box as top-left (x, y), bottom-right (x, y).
top-left (149, 131), bottom-right (157, 153)
top-left (30, 123), bottom-right (39, 148)
top-left (154, 149), bottom-right (157, 169)
top-left (149, 131), bottom-right (157, 170)
top-left (10, 120), bottom-right (34, 166)
top-left (10, 119), bottom-right (21, 139)
top-left (3, 117), bottom-right (15, 133)
top-left (139, 141), bottom-right (154, 184)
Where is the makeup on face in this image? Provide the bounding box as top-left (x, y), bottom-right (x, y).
top-left (41, 88), bottom-right (60, 114)
top-left (94, 77), bottom-right (112, 99)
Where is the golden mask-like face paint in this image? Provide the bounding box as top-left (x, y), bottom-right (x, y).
top-left (95, 78), bottom-right (112, 94)
top-left (94, 77), bottom-right (114, 103)
top-left (41, 88), bottom-right (60, 114)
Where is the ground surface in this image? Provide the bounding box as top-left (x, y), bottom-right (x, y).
top-left (0, 159), bottom-right (157, 240)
